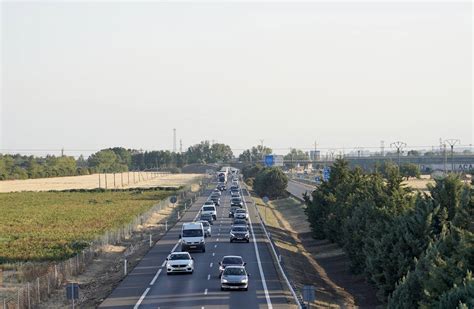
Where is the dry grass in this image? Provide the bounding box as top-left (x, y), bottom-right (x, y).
top-left (403, 175), bottom-right (434, 192)
top-left (0, 173), bottom-right (203, 192)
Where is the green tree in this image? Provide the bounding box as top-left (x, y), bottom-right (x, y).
top-left (238, 145), bottom-right (272, 163)
top-left (253, 167), bottom-right (288, 199)
top-left (400, 163), bottom-right (421, 180)
top-left (87, 150), bottom-right (119, 172)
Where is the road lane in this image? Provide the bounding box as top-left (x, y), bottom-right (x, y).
top-left (100, 180), bottom-right (294, 308)
top-left (286, 180), bottom-right (316, 201)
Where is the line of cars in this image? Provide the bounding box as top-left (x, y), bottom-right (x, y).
top-left (167, 170), bottom-right (251, 291)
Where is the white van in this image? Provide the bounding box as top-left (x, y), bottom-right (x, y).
top-left (180, 222), bottom-right (206, 252)
top-left (201, 204), bottom-right (217, 220)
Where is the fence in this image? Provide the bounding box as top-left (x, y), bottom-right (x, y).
top-left (1, 177), bottom-right (209, 309)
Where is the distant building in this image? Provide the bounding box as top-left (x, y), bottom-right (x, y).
top-left (309, 150), bottom-right (321, 161)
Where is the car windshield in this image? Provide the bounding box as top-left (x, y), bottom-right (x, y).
top-left (236, 210), bottom-right (245, 213)
top-left (224, 268), bottom-right (246, 276)
top-left (203, 206), bottom-right (215, 211)
top-left (222, 257), bottom-right (243, 265)
top-left (170, 254), bottom-right (189, 260)
top-left (232, 227), bottom-right (248, 232)
top-left (182, 229), bottom-right (203, 237)
top-left (201, 214), bottom-right (211, 219)
top-left (232, 198), bottom-right (241, 202)
top-left (234, 220), bottom-right (246, 225)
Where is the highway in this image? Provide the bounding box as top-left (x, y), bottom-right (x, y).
top-left (286, 180), bottom-right (316, 201)
top-left (100, 183), bottom-right (296, 309)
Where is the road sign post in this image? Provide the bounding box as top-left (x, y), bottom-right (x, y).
top-left (303, 285), bottom-right (315, 308)
top-left (66, 283), bottom-right (79, 309)
top-left (262, 196), bottom-right (269, 224)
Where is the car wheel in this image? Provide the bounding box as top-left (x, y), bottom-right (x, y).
top-left (221, 287), bottom-right (225, 291)
top-left (230, 239), bottom-right (233, 243)
top-left (246, 239), bottom-right (250, 243)
top-left (167, 272), bottom-right (170, 275)
top-left (244, 287), bottom-right (248, 291)
top-left (202, 247), bottom-right (206, 253)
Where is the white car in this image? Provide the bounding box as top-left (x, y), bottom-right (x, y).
top-left (196, 220), bottom-right (212, 237)
top-left (234, 209), bottom-right (248, 220)
top-left (166, 252), bottom-right (194, 274)
top-left (201, 204), bottom-right (217, 220)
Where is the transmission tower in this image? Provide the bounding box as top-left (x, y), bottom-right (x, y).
top-left (390, 141), bottom-right (407, 166)
top-left (444, 139), bottom-right (460, 172)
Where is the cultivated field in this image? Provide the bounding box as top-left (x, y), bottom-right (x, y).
top-left (0, 189), bottom-right (173, 263)
top-left (0, 172), bottom-right (203, 193)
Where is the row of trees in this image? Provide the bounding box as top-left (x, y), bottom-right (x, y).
top-left (0, 154), bottom-right (82, 180)
top-left (0, 141), bottom-right (234, 180)
top-left (305, 159), bottom-right (473, 307)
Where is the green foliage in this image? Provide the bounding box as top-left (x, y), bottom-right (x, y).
top-left (0, 141), bottom-right (233, 180)
top-left (0, 189), bottom-right (172, 262)
top-left (305, 158), bottom-right (473, 305)
top-left (241, 164), bottom-right (264, 180)
top-left (253, 167), bottom-right (288, 199)
top-left (185, 141), bottom-right (233, 164)
top-left (400, 163), bottom-right (421, 180)
top-left (238, 145), bottom-right (272, 163)
top-left (0, 154), bottom-right (78, 180)
top-left (284, 148), bottom-right (309, 161)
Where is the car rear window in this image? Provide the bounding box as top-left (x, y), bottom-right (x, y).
top-left (224, 267), bottom-right (246, 276)
top-left (222, 257), bottom-right (243, 264)
top-left (170, 254), bottom-right (190, 260)
top-left (232, 227), bottom-right (248, 232)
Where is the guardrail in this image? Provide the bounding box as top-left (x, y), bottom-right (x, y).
top-left (242, 187), bottom-right (304, 309)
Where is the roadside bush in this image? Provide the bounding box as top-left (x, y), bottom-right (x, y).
top-left (253, 167), bottom-right (288, 199)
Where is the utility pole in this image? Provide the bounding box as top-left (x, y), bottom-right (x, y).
top-left (259, 139), bottom-right (265, 160)
top-left (61, 148), bottom-right (64, 157)
top-left (173, 128), bottom-right (177, 153)
top-left (390, 141), bottom-right (407, 167)
top-left (179, 139), bottom-right (183, 153)
top-left (444, 139), bottom-right (460, 172)
top-left (380, 140), bottom-right (385, 157)
top-left (313, 140), bottom-right (317, 161)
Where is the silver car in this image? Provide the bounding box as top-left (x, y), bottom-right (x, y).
top-left (220, 266), bottom-right (249, 291)
top-left (196, 220), bottom-right (212, 237)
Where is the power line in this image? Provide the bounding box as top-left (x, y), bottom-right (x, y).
top-left (390, 141), bottom-right (407, 166)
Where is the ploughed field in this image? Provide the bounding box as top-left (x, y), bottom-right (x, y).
top-left (0, 189), bottom-right (173, 263)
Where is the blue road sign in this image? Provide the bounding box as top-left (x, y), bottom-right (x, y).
top-left (262, 196), bottom-right (270, 203)
top-left (315, 176), bottom-right (321, 185)
top-left (170, 196), bottom-right (177, 204)
top-left (323, 167), bottom-right (331, 182)
top-left (66, 283), bottom-right (79, 300)
top-left (302, 285), bottom-right (315, 302)
top-left (264, 155), bottom-right (275, 167)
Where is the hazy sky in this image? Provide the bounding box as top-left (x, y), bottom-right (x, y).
top-left (1, 1), bottom-right (472, 156)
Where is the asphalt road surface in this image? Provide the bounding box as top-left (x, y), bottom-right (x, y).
top-left (100, 183), bottom-right (296, 309)
top-left (286, 180), bottom-right (316, 200)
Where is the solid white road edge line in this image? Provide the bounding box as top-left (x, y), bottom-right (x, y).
top-left (242, 188), bottom-right (273, 309)
top-left (207, 274), bottom-right (211, 280)
top-left (204, 288), bottom-right (208, 295)
top-left (161, 260), bottom-right (166, 267)
top-left (150, 269), bottom-right (162, 285)
top-left (210, 262), bottom-right (213, 267)
top-left (244, 187), bottom-right (302, 309)
top-left (133, 287), bottom-right (150, 309)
